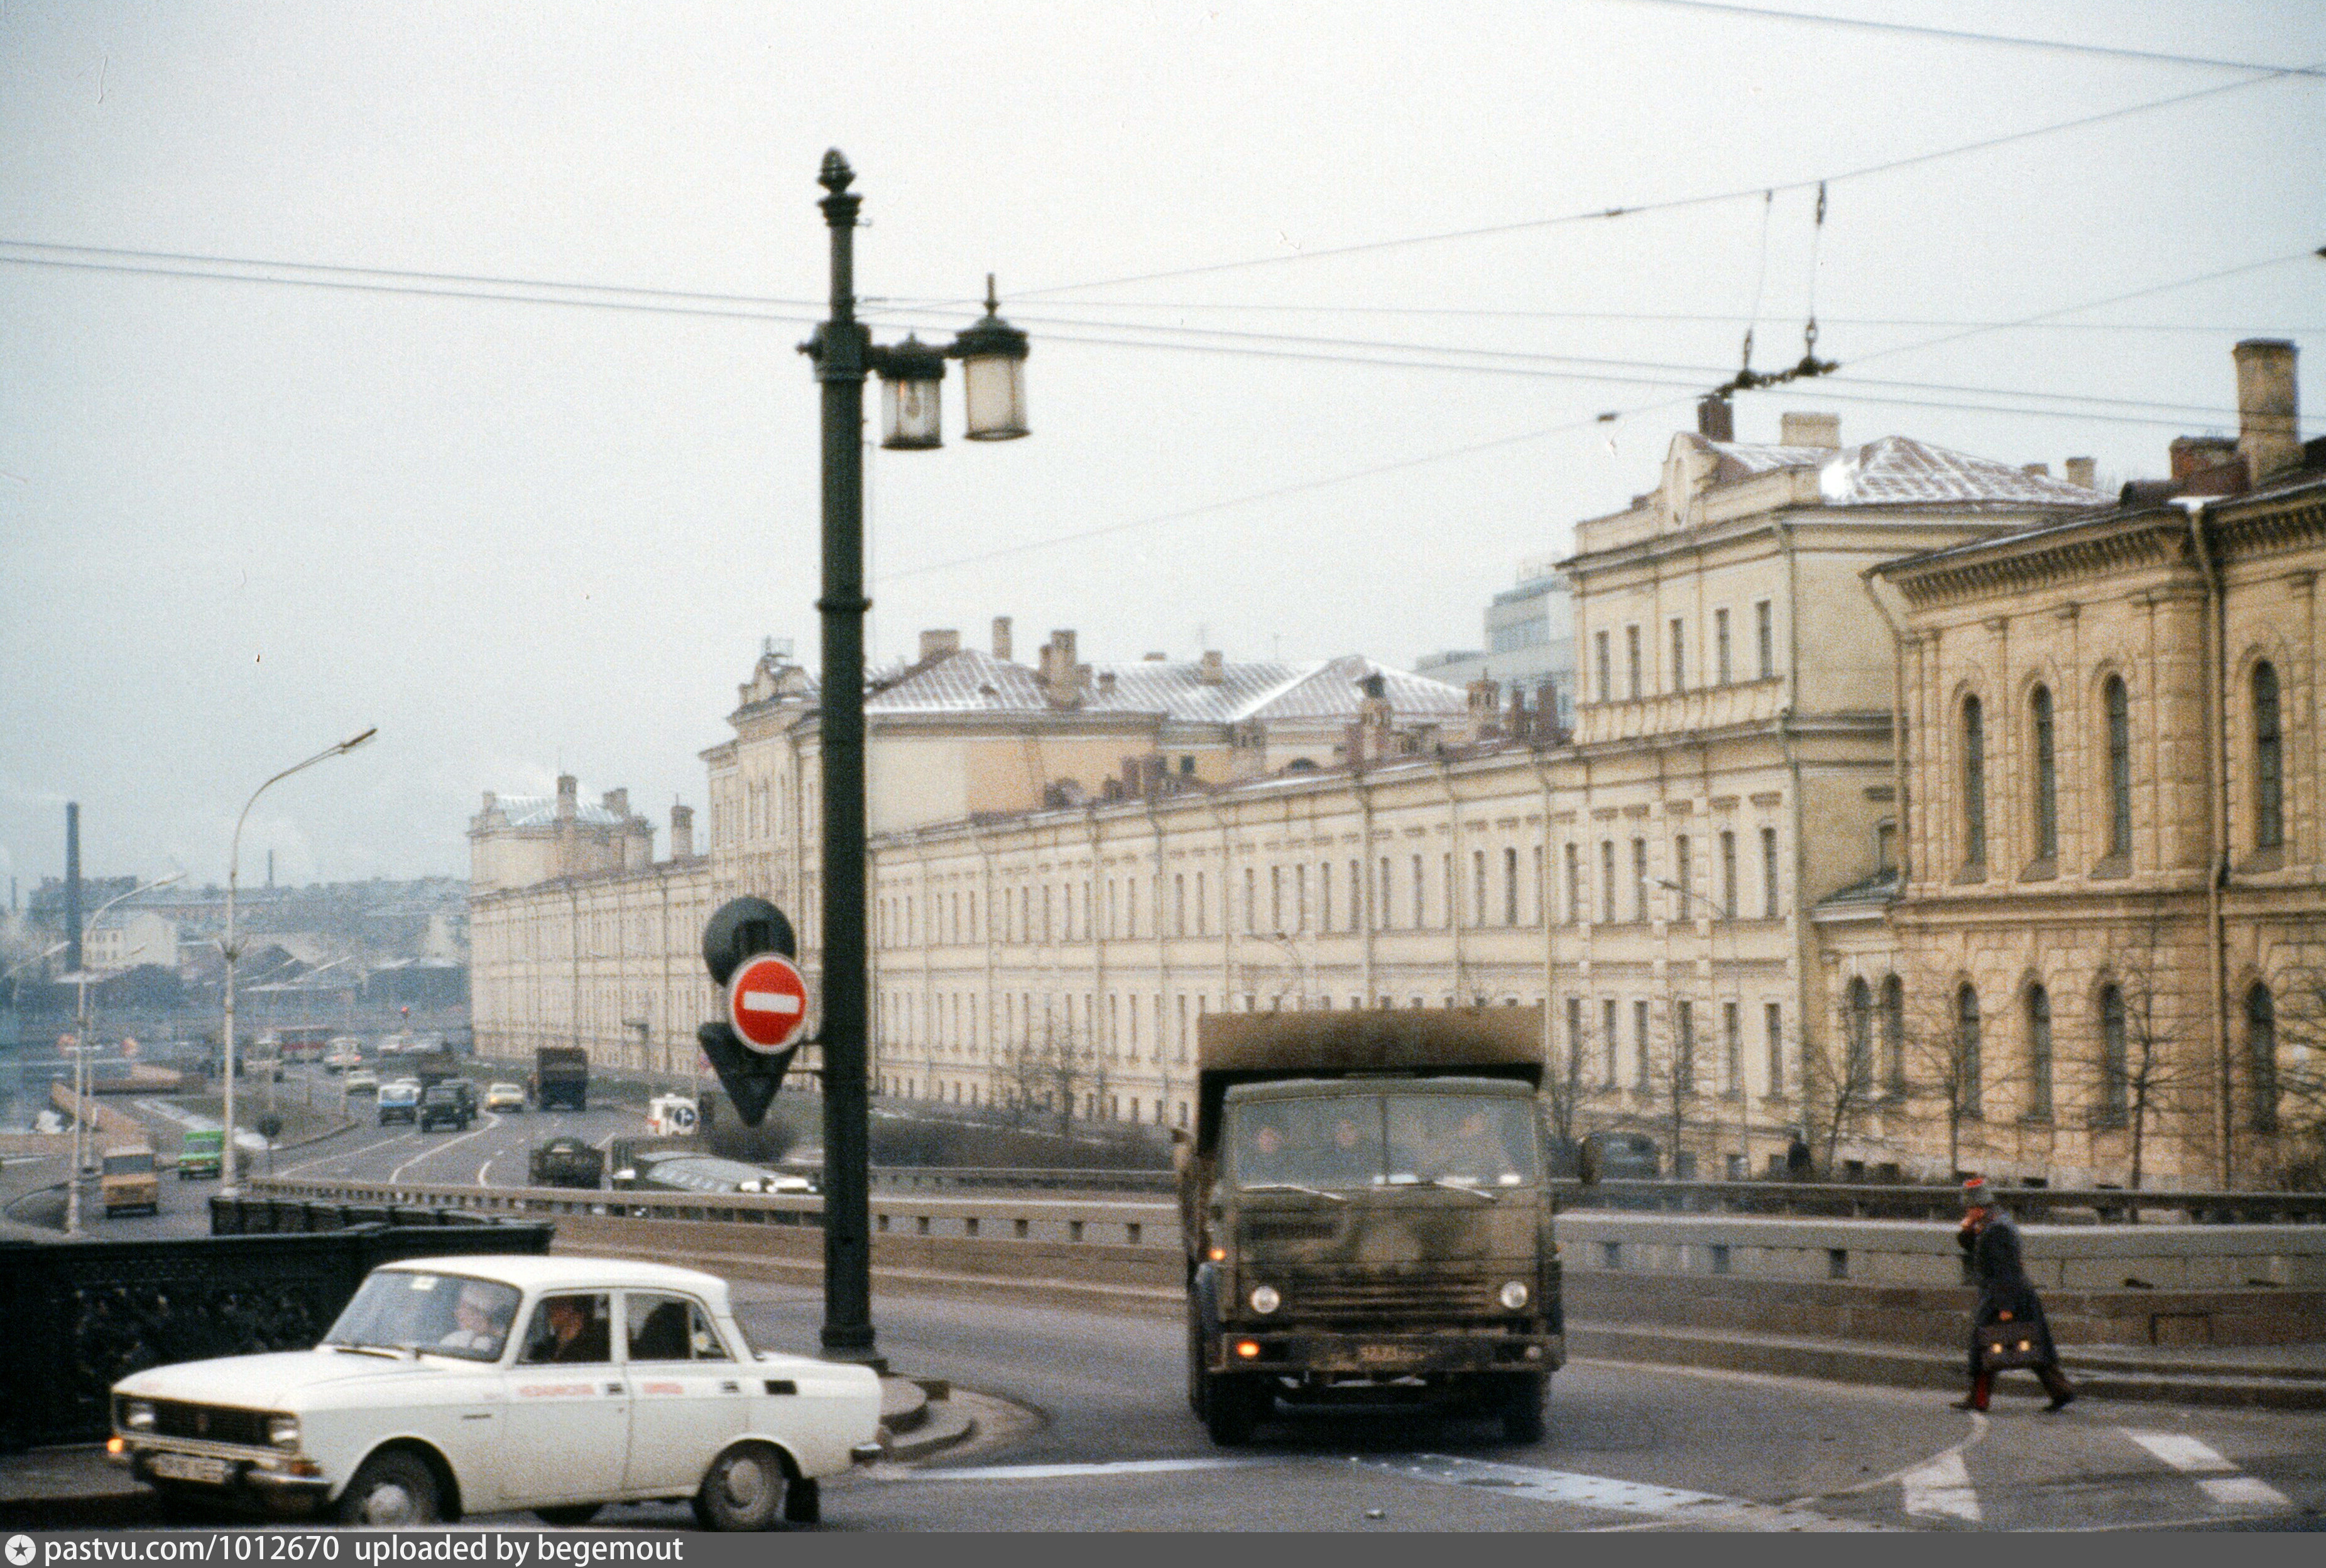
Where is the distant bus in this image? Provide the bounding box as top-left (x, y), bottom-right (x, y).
top-left (278, 1026), bottom-right (334, 1063)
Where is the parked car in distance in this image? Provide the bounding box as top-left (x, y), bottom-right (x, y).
top-left (177, 1128), bottom-right (224, 1181)
top-left (101, 1145), bottom-right (161, 1216)
top-left (322, 1039), bottom-right (365, 1074)
top-left (484, 1082), bottom-right (527, 1115)
top-left (343, 1069), bottom-right (380, 1095)
top-left (418, 1080), bottom-right (477, 1132)
top-left (1583, 1130), bottom-right (1660, 1180)
top-left (376, 1081), bottom-right (421, 1126)
top-left (107, 1255), bottom-right (884, 1527)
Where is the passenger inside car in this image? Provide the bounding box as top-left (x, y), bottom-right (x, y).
top-left (520, 1293), bottom-right (611, 1364)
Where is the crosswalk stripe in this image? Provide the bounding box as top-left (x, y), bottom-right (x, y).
top-left (1899, 1449), bottom-right (1982, 1524)
top-left (1357, 1454), bottom-right (1894, 1531)
top-left (2122, 1430), bottom-right (2291, 1511)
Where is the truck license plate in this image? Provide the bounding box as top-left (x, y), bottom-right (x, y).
top-left (148, 1452), bottom-right (231, 1485)
top-left (1357, 1344), bottom-right (1417, 1366)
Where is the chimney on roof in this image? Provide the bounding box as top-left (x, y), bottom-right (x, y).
top-left (480, 791), bottom-right (498, 815)
top-left (991, 616), bottom-right (1012, 662)
top-left (670, 803), bottom-right (694, 861)
top-left (555, 775), bottom-right (577, 822)
top-left (2065, 456), bottom-right (2097, 490)
top-left (2234, 339), bottom-right (2301, 483)
top-left (1096, 670), bottom-right (1117, 698)
top-left (919, 628), bottom-right (961, 663)
top-left (1198, 650), bottom-right (1226, 686)
top-left (1696, 395), bottom-right (1734, 442)
top-left (1040, 629), bottom-right (1084, 702)
top-left (603, 788), bottom-right (629, 819)
top-left (1780, 411), bottom-right (1840, 450)
top-left (2021, 462), bottom-right (2049, 477)
top-left (2170, 436), bottom-right (2239, 484)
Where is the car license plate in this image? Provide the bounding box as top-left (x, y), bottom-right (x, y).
top-left (148, 1452), bottom-right (231, 1486)
top-left (1356, 1344), bottom-right (1417, 1366)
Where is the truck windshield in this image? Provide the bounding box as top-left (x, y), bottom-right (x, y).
top-left (1230, 1095), bottom-right (1539, 1190)
top-left (102, 1152), bottom-right (155, 1175)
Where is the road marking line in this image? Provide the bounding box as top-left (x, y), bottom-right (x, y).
top-left (1899, 1448), bottom-right (1982, 1524)
top-left (900, 1457), bottom-right (1270, 1482)
top-left (1357, 1455), bottom-right (1894, 1532)
top-left (389, 1112), bottom-right (503, 1182)
top-left (2122, 1430), bottom-right (2290, 1511)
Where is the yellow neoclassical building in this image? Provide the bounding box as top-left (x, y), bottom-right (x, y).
top-left (472, 398), bottom-right (2179, 1184)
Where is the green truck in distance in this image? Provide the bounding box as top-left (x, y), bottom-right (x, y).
top-left (535, 1047), bottom-right (589, 1112)
top-left (177, 1128), bottom-right (223, 1180)
top-left (1181, 1008), bottom-right (1563, 1446)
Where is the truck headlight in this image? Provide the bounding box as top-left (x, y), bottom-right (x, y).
top-left (122, 1400), bottom-right (155, 1431)
top-left (1248, 1285), bottom-right (1282, 1315)
top-left (1498, 1281), bottom-right (1531, 1311)
top-left (268, 1415), bottom-right (301, 1449)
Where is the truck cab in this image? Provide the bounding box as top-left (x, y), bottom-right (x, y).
top-left (101, 1145), bottom-right (161, 1216)
top-left (1182, 1010), bottom-right (1562, 1445)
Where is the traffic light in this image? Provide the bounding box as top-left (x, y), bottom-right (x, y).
top-left (697, 896), bottom-right (803, 1126)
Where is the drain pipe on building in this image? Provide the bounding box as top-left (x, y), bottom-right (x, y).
top-left (2181, 497), bottom-right (2236, 1189)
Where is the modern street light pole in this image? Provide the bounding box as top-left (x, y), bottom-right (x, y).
top-left (799, 150), bottom-right (1026, 1363)
top-left (63, 871), bottom-right (183, 1236)
top-left (221, 727), bottom-right (378, 1195)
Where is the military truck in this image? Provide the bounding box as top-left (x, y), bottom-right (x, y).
top-left (1181, 1008), bottom-right (1561, 1445)
top-left (528, 1135), bottom-right (606, 1189)
top-left (410, 1049), bottom-right (462, 1090)
top-left (535, 1046), bottom-right (589, 1112)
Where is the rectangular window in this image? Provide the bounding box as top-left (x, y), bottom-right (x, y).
top-left (1174, 873), bottom-right (1186, 937)
top-left (1723, 1001), bottom-right (1741, 1095)
top-left (1245, 868), bottom-right (1256, 934)
top-left (1670, 617), bottom-right (1686, 693)
top-left (1626, 624), bottom-right (1642, 699)
top-left (1634, 999), bottom-right (1652, 1089)
top-left (1675, 1000), bottom-right (1695, 1094)
top-left (1443, 854), bottom-right (1455, 928)
top-left (1756, 599), bottom-right (1774, 680)
top-left (1348, 859), bottom-right (1360, 932)
top-left (1195, 871), bottom-right (1206, 935)
top-left (1318, 863), bottom-right (1329, 933)
top-left (1270, 866), bottom-right (1282, 933)
top-left (1600, 841), bottom-right (1616, 924)
top-left (1594, 630), bottom-right (1611, 702)
top-left (1631, 837), bottom-right (1649, 922)
top-left (1565, 997), bottom-right (1585, 1084)
top-left (1380, 856), bottom-right (1393, 929)
top-left (1673, 834), bottom-right (1692, 913)
top-left (1715, 607), bottom-right (1732, 685)
top-left (1565, 843), bottom-right (1580, 923)
top-left (1413, 855), bottom-right (1426, 928)
top-left (1720, 830), bottom-right (1737, 918)
top-left (1473, 849), bottom-right (1487, 927)
top-left (1507, 847), bottom-right (1522, 925)
top-left (1765, 1003), bottom-right (1784, 1095)
top-left (1761, 827), bottom-right (1780, 918)
top-left (1603, 999), bottom-right (1621, 1087)
top-left (1529, 845), bottom-right (1543, 925)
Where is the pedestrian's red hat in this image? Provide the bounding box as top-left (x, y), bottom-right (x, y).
top-left (1961, 1175), bottom-right (1988, 1205)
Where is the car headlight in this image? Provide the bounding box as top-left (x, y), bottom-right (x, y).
top-left (122, 1399), bottom-right (155, 1431)
top-left (1248, 1285), bottom-right (1281, 1315)
top-left (1498, 1280), bottom-right (1531, 1311)
top-left (268, 1415), bottom-right (301, 1450)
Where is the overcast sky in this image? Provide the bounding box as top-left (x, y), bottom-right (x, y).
top-left (3, 1), bottom-right (2322, 895)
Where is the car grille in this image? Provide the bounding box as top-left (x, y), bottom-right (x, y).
top-left (1273, 1270), bottom-right (1507, 1322)
top-left (142, 1400), bottom-right (273, 1447)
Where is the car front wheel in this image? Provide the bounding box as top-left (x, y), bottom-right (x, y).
top-left (695, 1442), bottom-right (789, 1531)
top-left (337, 1449), bottom-right (441, 1527)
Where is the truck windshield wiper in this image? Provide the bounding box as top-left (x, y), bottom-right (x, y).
top-left (1240, 1182), bottom-right (1349, 1204)
top-left (1387, 1176), bottom-right (1499, 1202)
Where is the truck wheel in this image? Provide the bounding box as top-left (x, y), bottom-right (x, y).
top-left (1203, 1373), bottom-right (1262, 1445)
top-left (1498, 1371), bottom-right (1548, 1445)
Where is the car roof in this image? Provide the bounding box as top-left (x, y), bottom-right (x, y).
top-left (376, 1254), bottom-right (732, 1298)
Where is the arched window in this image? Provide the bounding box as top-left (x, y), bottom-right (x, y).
top-left (2030, 685), bottom-right (2057, 863)
top-left (1845, 977), bottom-right (1874, 1089)
top-left (1955, 984), bottom-right (1984, 1119)
top-left (1881, 974), bottom-right (1906, 1095)
top-left (2247, 983), bottom-right (2278, 1131)
top-left (2253, 663), bottom-right (2284, 852)
top-left (2098, 983), bottom-right (2129, 1127)
top-left (2026, 984), bottom-right (2053, 1120)
top-left (2104, 675), bottom-right (2133, 861)
top-left (1962, 695), bottom-right (1988, 872)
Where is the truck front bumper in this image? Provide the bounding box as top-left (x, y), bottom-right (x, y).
top-left (1208, 1327), bottom-right (1563, 1379)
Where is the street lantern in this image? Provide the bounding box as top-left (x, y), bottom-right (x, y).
top-left (875, 335), bottom-right (947, 450)
top-left (953, 275), bottom-right (1030, 442)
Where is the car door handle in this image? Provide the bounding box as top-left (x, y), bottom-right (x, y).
top-left (606, 1383), bottom-right (624, 1396)
top-left (719, 1381), bottom-right (740, 1395)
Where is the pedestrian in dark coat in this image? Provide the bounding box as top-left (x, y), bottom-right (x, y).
top-left (1954, 1175), bottom-right (2075, 1412)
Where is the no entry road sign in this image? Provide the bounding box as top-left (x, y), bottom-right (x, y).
top-left (727, 953), bottom-right (810, 1054)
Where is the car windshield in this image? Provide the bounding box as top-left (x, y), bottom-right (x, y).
top-left (1229, 1094), bottom-right (1539, 1190)
top-left (322, 1270), bottom-right (520, 1360)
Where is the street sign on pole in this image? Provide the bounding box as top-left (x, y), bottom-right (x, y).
top-left (727, 954), bottom-right (810, 1054)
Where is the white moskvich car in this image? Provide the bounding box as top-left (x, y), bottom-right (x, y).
top-left (108, 1255), bottom-right (884, 1528)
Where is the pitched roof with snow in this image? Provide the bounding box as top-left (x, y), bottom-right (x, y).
top-left (1703, 434), bottom-right (2105, 511)
top-left (864, 648), bottom-right (1466, 725)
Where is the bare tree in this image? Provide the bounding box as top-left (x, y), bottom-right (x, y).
top-left (1798, 1008), bottom-right (1880, 1179)
top-left (2094, 919), bottom-right (2203, 1192)
top-left (1896, 965), bottom-right (1999, 1179)
top-left (1541, 1005), bottom-right (1590, 1150)
top-left (2264, 958), bottom-right (2326, 1190)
